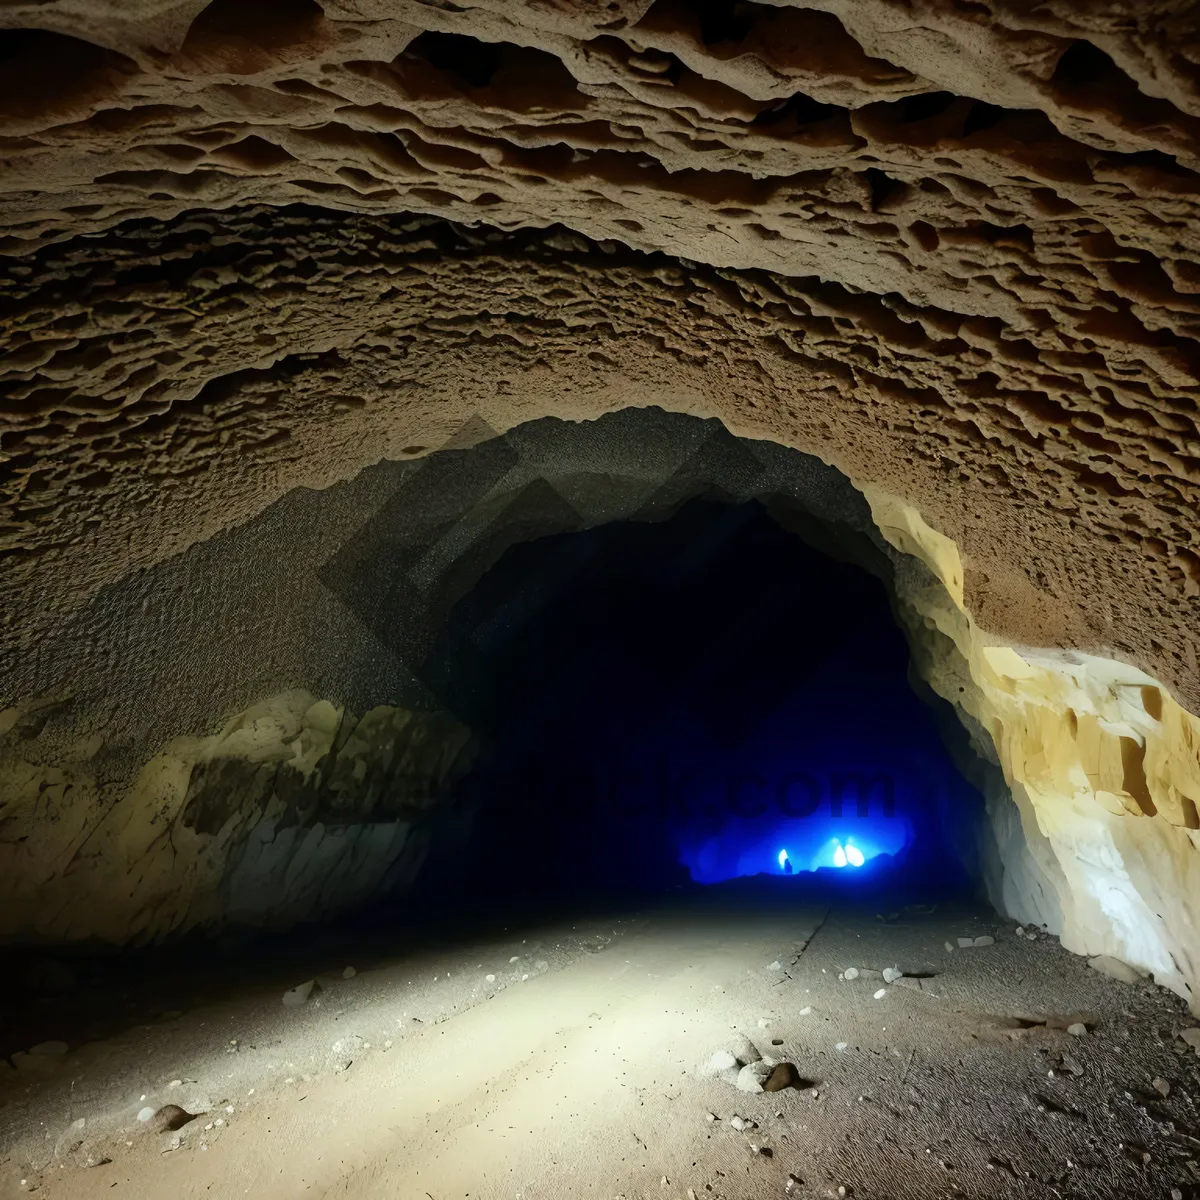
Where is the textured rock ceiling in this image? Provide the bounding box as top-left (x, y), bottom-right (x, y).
top-left (2, 0), bottom-right (1200, 715)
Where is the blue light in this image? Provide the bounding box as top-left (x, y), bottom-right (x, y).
top-left (777, 848), bottom-right (789, 869)
top-left (845, 842), bottom-right (865, 867)
top-left (832, 840), bottom-right (847, 868)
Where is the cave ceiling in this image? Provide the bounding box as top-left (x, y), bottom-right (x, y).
top-left (1, 0), bottom-right (1200, 710)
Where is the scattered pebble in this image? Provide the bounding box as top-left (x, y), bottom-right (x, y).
top-left (974, 936), bottom-right (994, 947)
top-left (874, 988), bottom-right (887, 1000)
top-left (944, 942), bottom-right (954, 952)
top-left (767, 961), bottom-right (783, 971)
top-left (136, 1107), bottom-right (155, 1123)
top-left (764, 1063), bottom-right (802, 1092)
top-left (957, 938), bottom-right (973, 949)
top-left (1153, 1077), bottom-right (1171, 1097)
top-left (729, 1115), bottom-right (754, 1131)
top-left (1089, 955), bottom-right (1141, 984)
top-left (485, 974), bottom-right (496, 983)
top-left (1066, 1023), bottom-right (1088, 1037)
top-left (835, 1042), bottom-right (848, 1052)
top-left (882, 967), bottom-right (903, 984)
top-left (843, 967), bottom-right (859, 981)
top-left (282, 980), bottom-right (316, 1007)
top-left (342, 966), bottom-right (356, 980)
top-left (736, 1061), bottom-right (772, 1093)
top-left (1179, 1028), bottom-right (1200, 1051)
top-left (732, 1036), bottom-right (761, 1065)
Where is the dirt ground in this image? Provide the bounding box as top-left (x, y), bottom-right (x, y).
top-left (2, 889), bottom-right (1198, 1200)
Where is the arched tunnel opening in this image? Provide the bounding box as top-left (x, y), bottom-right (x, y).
top-left (5, 405), bottom-right (1195, 1200)
top-left (416, 495), bottom-right (984, 910)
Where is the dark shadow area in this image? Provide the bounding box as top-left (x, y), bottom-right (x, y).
top-left (415, 497), bottom-right (985, 909)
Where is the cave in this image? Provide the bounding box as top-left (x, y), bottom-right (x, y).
top-left (3, 2), bottom-right (1200, 1197)
top-left (418, 486), bottom-right (984, 907)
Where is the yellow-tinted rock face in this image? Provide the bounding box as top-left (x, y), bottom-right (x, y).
top-left (869, 490), bottom-right (1200, 1007)
top-left (0, 690), bottom-right (474, 943)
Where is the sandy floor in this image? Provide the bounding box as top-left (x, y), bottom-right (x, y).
top-left (2, 891), bottom-right (1198, 1200)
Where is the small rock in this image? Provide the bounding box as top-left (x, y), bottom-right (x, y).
top-left (148, 1105), bottom-right (198, 1134)
top-left (973, 936), bottom-right (994, 947)
top-left (1153, 1077), bottom-right (1170, 1097)
top-left (1066, 1023), bottom-right (1088, 1037)
top-left (729, 1115), bottom-right (753, 1131)
top-left (732, 1036), bottom-right (762, 1065)
top-left (957, 938), bottom-right (973, 948)
top-left (1060, 1054), bottom-right (1083, 1076)
top-left (342, 966), bottom-right (356, 980)
top-left (1015, 926), bottom-right (1025, 937)
top-left (706, 1111), bottom-right (717, 1122)
top-left (1179, 1028), bottom-right (1200, 1050)
top-left (282, 980), bottom-right (316, 1007)
top-left (835, 1042), bottom-right (848, 1052)
top-left (136, 1107), bottom-right (156, 1123)
top-left (509, 956), bottom-right (520, 963)
top-left (767, 961), bottom-right (783, 971)
top-left (785, 1175), bottom-right (803, 1194)
top-left (485, 974), bottom-right (495, 983)
top-left (53, 1117), bottom-right (86, 1159)
top-left (799, 1006), bottom-right (812, 1016)
top-left (736, 1061), bottom-right (772, 1093)
top-left (944, 941), bottom-right (954, 952)
top-left (882, 967), bottom-right (903, 984)
top-left (874, 988), bottom-right (887, 1000)
top-left (29, 1041), bottom-right (68, 1057)
top-left (843, 967), bottom-right (860, 981)
top-left (764, 1063), bottom-right (802, 1092)
top-left (705, 1049), bottom-right (739, 1075)
top-left (330, 1035), bottom-right (366, 1072)
top-left (1088, 955), bottom-right (1142, 985)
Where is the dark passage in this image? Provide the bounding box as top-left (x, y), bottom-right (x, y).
top-left (419, 498), bottom-right (984, 906)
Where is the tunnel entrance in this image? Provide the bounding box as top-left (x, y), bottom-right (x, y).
top-left (417, 495), bottom-right (986, 909)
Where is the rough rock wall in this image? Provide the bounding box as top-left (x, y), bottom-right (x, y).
top-left (3, 210), bottom-right (1199, 716)
top-left (871, 490), bottom-right (1200, 1008)
top-left (0, 690), bottom-right (474, 943)
top-left (2, 3), bottom-right (1200, 711)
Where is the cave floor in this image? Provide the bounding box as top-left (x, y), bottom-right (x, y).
top-left (2, 895), bottom-right (1198, 1200)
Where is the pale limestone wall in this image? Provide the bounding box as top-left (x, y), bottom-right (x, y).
top-left (0, 690), bottom-right (473, 944)
top-left (867, 488), bottom-right (1200, 1009)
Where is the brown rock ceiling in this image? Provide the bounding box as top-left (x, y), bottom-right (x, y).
top-left (1, 0), bottom-right (1199, 708)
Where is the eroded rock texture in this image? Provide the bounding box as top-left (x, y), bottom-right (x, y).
top-left (2, 3), bottom-right (1200, 987)
top-left (3, 2), bottom-right (1200, 706)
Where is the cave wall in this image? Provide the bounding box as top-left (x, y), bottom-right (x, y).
top-left (0, 690), bottom-right (474, 943)
top-left (871, 490), bottom-right (1200, 1006)
top-left (1, 2), bottom-right (1200, 995)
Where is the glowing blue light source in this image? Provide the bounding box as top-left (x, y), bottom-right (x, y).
top-left (777, 848), bottom-right (789, 869)
top-left (828, 837), bottom-right (866, 869)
